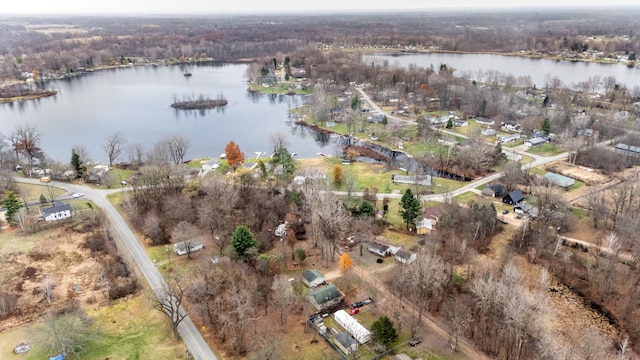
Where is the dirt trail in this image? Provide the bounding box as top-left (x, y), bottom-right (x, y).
top-left (350, 264), bottom-right (490, 360)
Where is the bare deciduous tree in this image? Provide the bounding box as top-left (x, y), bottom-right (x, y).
top-left (171, 221), bottom-right (201, 259)
top-left (151, 279), bottom-right (188, 340)
top-left (270, 275), bottom-right (295, 332)
top-left (43, 276), bottom-right (54, 305)
top-left (102, 132), bottom-right (126, 168)
top-left (162, 134), bottom-right (191, 165)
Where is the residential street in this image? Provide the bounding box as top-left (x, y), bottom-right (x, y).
top-left (14, 178), bottom-right (218, 360)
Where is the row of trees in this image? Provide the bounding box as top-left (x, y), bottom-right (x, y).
top-left (2, 11), bottom-right (638, 81)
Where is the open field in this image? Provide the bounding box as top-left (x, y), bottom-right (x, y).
top-left (0, 296), bottom-right (185, 359)
top-left (0, 210), bottom-right (184, 359)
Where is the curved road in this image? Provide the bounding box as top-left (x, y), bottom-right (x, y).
top-left (15, 178), bottom-right (217, 360)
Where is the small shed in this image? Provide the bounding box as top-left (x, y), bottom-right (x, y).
top-left (524, 137), bottom-right (547, 147)
top-left (334, 332), bottom-right (358, 355)
top-left (301, 269), bottom-right (325, 288)
top-left (502, 189), bottom-right (525, 205)
top-left (543, 172), bottom-right (576, 188)
top-left (394, 249), bottom-right (416, 265)
top-left (307, 284), bottom-right (344, 310)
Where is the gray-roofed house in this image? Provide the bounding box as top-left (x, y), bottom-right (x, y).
top-left (502, 189), bottom-right (525, 205)
top-left (524, 137), bottom-right (547, 147)
top-left (615, 143), bottom-right (640, 157)
top-left (367, 239), bottom-right (390, 257)
top-left (307, 284), bottom-right (344, 310)
top-left (394, 249), bottom-right (416, 265)
top-left (41, 203), bottom-right (74, 222)
top-left (301, 269), bottom-right (326, 288)
top-left (543, 172), bottom-right (576, 188)
top-left (392, 355), bottom-right (412, 360)
top-left (334, 332), bottom-right (358, 355)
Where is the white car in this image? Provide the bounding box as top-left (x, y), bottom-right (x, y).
top-left (71, 193), bottom-right (84, 198)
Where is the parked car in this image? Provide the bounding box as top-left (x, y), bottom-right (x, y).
top-left (409, 337), bottom-right (423, 346)
top-left (349, 307), bottom-right (360, 315)
top-left (502, 209), bottom-right (509, 214)
top-left (72, 193), bottom-right (84, 198)
top-left (349, 301), bottom-right (364, 309)
top-left (363, 298), bottom-right (373, 305)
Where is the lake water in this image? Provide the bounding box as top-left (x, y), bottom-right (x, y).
top-left (364, 53), bottom-right (640, 90)
top-left (2, 55), bottom-right (638, 163)
top-left (0, 62), bottom-right (335, 163)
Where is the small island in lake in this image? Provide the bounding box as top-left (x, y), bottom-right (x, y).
top-left (170, 93), bottom-right (228, 110)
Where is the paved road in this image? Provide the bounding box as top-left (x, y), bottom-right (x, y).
top-left (15, 178), bottom-right (217, 360)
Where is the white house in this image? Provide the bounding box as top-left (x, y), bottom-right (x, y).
top-left (333, 310), bottom-right (371, 344)
top-left (475, 117), bottom-right (495, 126)
top-left (334, 333), bottom-right (358, 355)
top-left (497, 134), bottom-right (521, 143)
top-left (41, 203), bottom-right (74, 222)
top-left (173, 240), bottom-right (204, 256)
top-left (524, 137), bottom-right (547, 147)
top-left (201, 159), bottom-right (219, 171)
top-left (367, 239), bottom-right (390, 257)
top-left (481, 128), bottom-right (496, 136)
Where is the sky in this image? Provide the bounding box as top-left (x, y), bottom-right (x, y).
top-left (1, 0), bottom-right (637, 15)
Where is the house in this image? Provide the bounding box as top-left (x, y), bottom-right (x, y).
top-left (416, 218), bottom-right (434, 235)
top-left (173, 240), bottom-right (204, 256)
top-left (543, 172), bottom-right (576, 188)
top-left (333, 310), bottom-right (371, 344)
top-left (481, 128), bottom-right (496, 136)
top-left (367, 239), bottom-right (390, 257)
top-left (524, 137), bottom-right (547, 147)
top-left (615, 143), bottom-right (640, 157)
top-left (301, 269), bottom-right (326, 288)
top-left (482, 184), bottom-right (505, 197)
top-left (475, 117), bottom-right (495, 126)
top-left (334, 332), bottom-right (358, 355)
top-left (453, 120), bottom-right (469, 127)
top-left (497, 134), bottom-right (521, 143)
top-left (201, 159), bottom-right (219, 171)
top-left (41, 203), bottom-right (74, 222)
top-left (307, 284), bottom-right (344, 310)
top-left (394, 249), bottom-right (416, 264)
top-left (501, 122), bottom-right (523, 133)
top-left (502, 189), bottom-right (525, 205)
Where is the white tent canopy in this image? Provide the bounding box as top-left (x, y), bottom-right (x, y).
top-left (333, 310), bottom-right (371, 344)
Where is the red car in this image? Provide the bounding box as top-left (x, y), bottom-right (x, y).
top-left (349, 307), bottom-right (360, 315)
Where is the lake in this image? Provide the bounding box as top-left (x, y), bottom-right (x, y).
top-left (2, 55), bottom-right (638, 164)
top-left (0, 62), bottom-right (335, 163)
top-left (364, 52), bottom-right (640, 90)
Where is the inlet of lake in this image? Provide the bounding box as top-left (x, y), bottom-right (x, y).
top-left (1, 54), bottom-right (638, 163)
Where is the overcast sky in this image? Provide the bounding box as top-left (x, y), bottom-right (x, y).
top-left (1, 0), bottom-right (637, 15)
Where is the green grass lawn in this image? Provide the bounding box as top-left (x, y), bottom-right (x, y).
top-left (16, 183), bottom-right (66, 203)
top-left (526, 143), bottom-right (565, 156)
top-left (567, 180), bottom-right (585, 191)
top-left (454, 191), bottom-right (483, 204)
top-left (528, 167), bottom-right (547, 176)
top-left (0, 296), bottom-right (186, 360)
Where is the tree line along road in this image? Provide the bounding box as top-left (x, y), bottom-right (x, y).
top-left (14, 177), bottom-right (218, 360)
